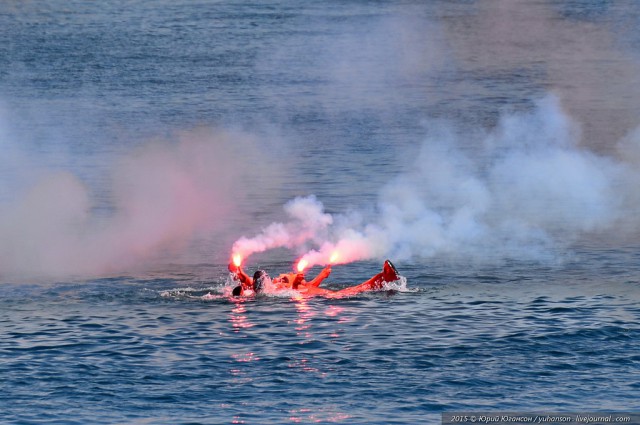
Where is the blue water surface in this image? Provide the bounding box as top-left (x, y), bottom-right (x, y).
top-left (1, 1), bottom-right (640, 424)
top-left (2, 257), bottom-right (639, 424)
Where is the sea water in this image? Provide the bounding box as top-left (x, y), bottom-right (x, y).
top-left (1, 1), bottom-right (640, 424)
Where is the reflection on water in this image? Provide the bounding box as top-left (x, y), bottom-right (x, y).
top-left (292, 294), bottom-right (315, 339)
top-left (325, 305), bottom-right (347, 338)
top-left (285, 297), bottom-right (356, 423)
top-left (324, 305), bottom-right (344, 318)
top-left (229, 299), bottom-right (255, 333)
top-left (289, 407), bottom-right (352, 424)
top-left (231, 352), bottom-right (260, 363)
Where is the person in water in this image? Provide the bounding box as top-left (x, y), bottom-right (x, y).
top-left (228, 264), bottom-right (328, 296)
top-left (228, 259), bottom-right (400, 297)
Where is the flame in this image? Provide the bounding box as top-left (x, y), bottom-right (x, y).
top-left (329, 251), bottom-right (339, 264)
top-left (297, 258), bottom-right (309, 273)
top-left (232, 254), bottom-right (242, 268)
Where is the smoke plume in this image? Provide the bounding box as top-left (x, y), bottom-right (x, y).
top-left (0, 127), bottom-right (282, 279)
top-left (233, 95), bottom-right (637, 268)
top-left (231, 195), bottom-right (333, 262)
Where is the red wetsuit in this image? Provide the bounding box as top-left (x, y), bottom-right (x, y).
top-left (229, 260), bottom-right (399, 298)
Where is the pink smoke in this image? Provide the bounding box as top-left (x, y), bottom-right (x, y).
top-left (0, 127), bottom-right (282, 280)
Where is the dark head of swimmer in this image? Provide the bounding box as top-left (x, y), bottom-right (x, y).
top-left (252, 269), bottom-right (269, 293)
top-left (232, 269), bottom-right (269, 296)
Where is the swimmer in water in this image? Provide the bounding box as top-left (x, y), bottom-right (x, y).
top-left (228, 260), bottom-right (400, 298)
top-left (228, 264), bottom-right (323, 296)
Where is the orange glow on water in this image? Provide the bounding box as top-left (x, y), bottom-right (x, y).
top-left (229, 301), bottom-right (254, 332)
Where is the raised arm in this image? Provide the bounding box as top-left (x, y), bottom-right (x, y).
top-left (305, 265), bottom-right (331, 287)
top-left (229, 262), bottom-right (253, 290)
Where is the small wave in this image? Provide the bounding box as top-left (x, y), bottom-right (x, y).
top-left (382, 276), bottom-right (417, 293)
top-left (159, 285), bottom-right (226, 300)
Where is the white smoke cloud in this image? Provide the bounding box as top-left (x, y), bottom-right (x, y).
top-left (233, 95), bottom-right (635, 267)
top-left (375, 96), bottom-right (627, 261)
top-left (231, 195), bottom-right (333, 260)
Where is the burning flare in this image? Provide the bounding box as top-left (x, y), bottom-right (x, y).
top-left (297, 258), bottom-right (309, 273)
top-left (329, 251), bottom-right (339, 264)
top-left (232, 254), bottom-right (242, 268)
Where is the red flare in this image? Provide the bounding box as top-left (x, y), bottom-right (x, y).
top-left (329, 251), bottom-right (339, 264)
top-left (297, 258), bottom-right (309, 273)
top-left (232, 254), bottom-right (242, 268)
